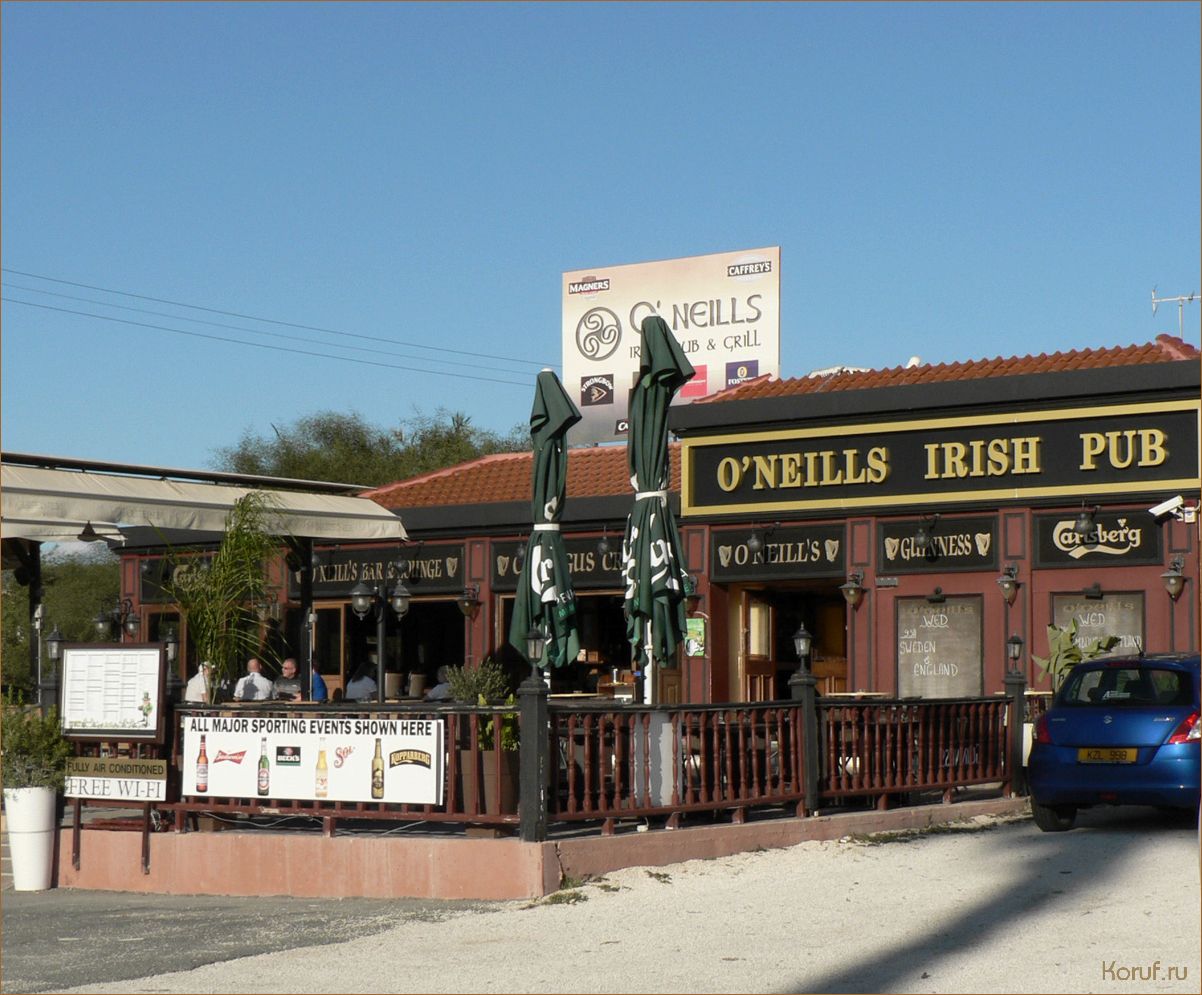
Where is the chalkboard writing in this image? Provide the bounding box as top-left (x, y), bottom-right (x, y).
top-left (896, 597), bottom-right (983, 698)
top-left (1052, 593), bottom-right (1145, 654)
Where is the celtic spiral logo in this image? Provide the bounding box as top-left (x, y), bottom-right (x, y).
top-left (576, 307), bottom-right (622, 361)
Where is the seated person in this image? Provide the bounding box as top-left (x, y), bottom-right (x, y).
top-left (424, 666), bottom-right (452, 701)
top-left (344, 664), bottom-right (378, 702)
top-left (234, 658), bottom-right (274, 701)
top-left (272, 657), bottom-right (305, 702)
top-left (310, 666), bottom-right (329, 703)
top-left (184, 662), bottom-right (214, 703)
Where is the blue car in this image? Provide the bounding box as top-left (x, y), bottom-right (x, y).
top-left (1028, 652), bottom-right (1200, 831)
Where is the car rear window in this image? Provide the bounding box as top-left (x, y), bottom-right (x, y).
top-left (1059, 666), bottom-right (1194, 707)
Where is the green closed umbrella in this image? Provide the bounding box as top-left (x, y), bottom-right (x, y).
top-left (508, 369), bottom-right (582, 671)
top-left (622, 316), bottom-right (695, 703)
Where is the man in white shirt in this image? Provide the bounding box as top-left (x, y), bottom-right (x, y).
top-left (234, 658), bottom-right (273, 701)
top-left (184, 662), bottom-right (213, 703)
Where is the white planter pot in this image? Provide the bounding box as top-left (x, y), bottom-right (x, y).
top-left (3, 786), bottom-right (57, 891)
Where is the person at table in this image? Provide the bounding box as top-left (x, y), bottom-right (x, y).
top-left (424, 666), bottom-right (452, 701)
top-left (184, 662), bottom-right (214, 703)
top-left (234, 657), bottom-right (273, 701)
top-left (310, 665), bottom-right (329, 703)
top-left (273, 657), bottom-right (305, 702)
top-left (344, 662), bottom-right (378, 702)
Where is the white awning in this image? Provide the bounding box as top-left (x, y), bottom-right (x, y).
top-left (1, 464), bottom-right (407, 543)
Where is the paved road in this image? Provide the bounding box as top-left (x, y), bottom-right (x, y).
top-left (3, 805), bottom-right (1198, 994)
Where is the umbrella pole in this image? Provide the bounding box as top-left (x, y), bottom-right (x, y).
top-left (643, 620), bottom-right (654, 705)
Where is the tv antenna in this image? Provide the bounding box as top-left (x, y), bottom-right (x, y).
top-left (1151, 288), bottom-right (1198, 338)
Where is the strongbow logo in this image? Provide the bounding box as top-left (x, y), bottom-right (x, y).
top-left (576, 308), bottom-right (622, 361)
top-left (568, 276), bottom-right (610, 295)
top-left (214, 750), bottom-right (246, 764)
top-left (580, 374), bottom-right (614, 406)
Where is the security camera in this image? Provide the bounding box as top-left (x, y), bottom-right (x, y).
top-left (1148, 495), bottom-right (1185, 519)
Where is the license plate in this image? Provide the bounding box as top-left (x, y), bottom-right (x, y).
top-left (1077, 747), bottom-right (1137, 764)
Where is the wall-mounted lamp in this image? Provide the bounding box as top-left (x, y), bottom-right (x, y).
top-left (996, 564), bottom-right (1019, 606)
top-left (596, 528), bottom-right (611, 557)
top-left (840, 572), bottom-right (865, 608)
top-left (1073, 503), bottom-right (1099, 538)
top-left (94, 597), bottom-right (140, 641)
top-left (1161, 555), bottom-right (1186, 601)
top-left (927, 586), bottom-right (946, 604)
top-left (457, 585), bottom-right (482, 619)
top-left (914, 513), bottom-right (940, 555)
top-left (746, 522), bottom-right (779, 556)
top-left (1082, 582), bottom-right (1104, 600)
top-left (1006, 633), bottom-right (1024, 671)
top-left (684, 574), bottom-right (702, 611)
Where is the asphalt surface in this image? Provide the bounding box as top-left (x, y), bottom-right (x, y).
top-left (2, 805), bottom-right (1199, 994)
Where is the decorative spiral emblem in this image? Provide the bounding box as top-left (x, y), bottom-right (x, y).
top-left (576, 307), bottom-right (622, 362)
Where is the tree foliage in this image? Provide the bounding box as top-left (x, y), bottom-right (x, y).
top-left (165, 492), bottom-right (283, 701)
top-left (212, 409), bottom-right (527, 486)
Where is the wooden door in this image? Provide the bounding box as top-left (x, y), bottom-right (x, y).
top-left (742, 592), bottom-right (775, 702)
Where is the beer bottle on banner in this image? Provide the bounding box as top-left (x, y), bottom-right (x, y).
top-left (371, 737), bottom-right (384, 799)
top-left (257, 736), bottom-right (270, 796)
top-left (315, 737), bottom-right (329, 798)
top-left (196, 734), bottom-right (209, 793)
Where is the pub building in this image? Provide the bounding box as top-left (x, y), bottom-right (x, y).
top-left (118, 335), bottom-right (1199, 704)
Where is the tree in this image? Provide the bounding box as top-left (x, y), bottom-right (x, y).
top-left (1032, 620), bottom-right (1121, 691)
top-left (165, 492), bottom-right (282, 701)
top-left (212, 409), bottom-right (527, 486)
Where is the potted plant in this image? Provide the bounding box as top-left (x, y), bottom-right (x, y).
top-left (446, 661), bottom-right (519, 815)
top-left (1, 690), bottom-right (71, 890)
top-left (1033, 621), bottom-right (1121, 691)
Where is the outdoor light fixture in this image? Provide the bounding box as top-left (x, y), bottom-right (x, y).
top-left (390, 581), bottom-right (412, 618)
top-left (747, 522), bottom-right (778, 557)
top-left (914, 513), bottom-right (940, 556)
top-left (350, 572), bottom-right (412, 704)
top-left (839, 572), bottom-right (865, 608)
top-left (457, 585), bottom-right (481, 619)
top-left (1006, 633), bottom-right (1024, 670)
top-left (685, 574), bottom-right (702, 611)
top-left (349, 582), bottom-right (376, 620)
top-left (1082, 582), bottom-right (1104, 600)
top-left (46, 624), bottom-right (64, 663)
top-left (792, 623), bottom-right (812, 667)
top-left (94, 597), bottom-right (140, 641)
top-left (927, 586), bottom-right (946, 604)
top-left (163, 629), bottom-right (178, 665)
top-left (1073, 504), bottom-right (1099, 538)
top-left (996, 564), bottom-right (1019, 606)
top-left (1161, 555), bottom-right (1186, 602)
top-left (596, 528), bottom-right (611, 557)
top-left (526, 625), bottom-right (545, 666)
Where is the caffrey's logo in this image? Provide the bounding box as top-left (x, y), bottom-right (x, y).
top-left (580, 374), bottom-right (615, 406)
top-left (615, 418), bottom-right (630, 434)
top-left (727, 258), bottom-right (772, 278)
top-left (568, 275), bottom-right (610, 295)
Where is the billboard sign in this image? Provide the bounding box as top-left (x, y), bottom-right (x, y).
top-left (563, 247), bottom-right (780, 444)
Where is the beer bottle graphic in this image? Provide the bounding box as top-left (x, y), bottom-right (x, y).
top-left (257, 736), bottom-right (270, 797)
top-left (196, 734), bottom-right (209, 793)
top-left (371, 737), bottom-right (384, 800)
top-left (315, 737), bottom-right (329, 798)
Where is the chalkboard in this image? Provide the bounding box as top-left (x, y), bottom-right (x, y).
top-left (896, 596), bottom-right (983, 698)
top-left (1052, 593), bottom-right (1145, 655)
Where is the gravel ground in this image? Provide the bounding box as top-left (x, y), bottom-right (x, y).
top-left (45, 807), bottom-right (1202, 994)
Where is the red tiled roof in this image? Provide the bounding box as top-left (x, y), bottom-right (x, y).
top-left (364, 445), bottom-right (682, 509)
top-left (695, 334), bottom-right (1200, 404)
top-left (364, 336), bottom-right (1195, 509)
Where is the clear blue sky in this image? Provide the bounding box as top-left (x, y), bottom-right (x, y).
top-left (3, 2), bottom-right (1199, 471)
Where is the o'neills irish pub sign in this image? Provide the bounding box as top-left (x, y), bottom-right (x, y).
top-left (288, 545), bottom-right (466, 599)
top-left (681, 400), bottom-right (1199, 515)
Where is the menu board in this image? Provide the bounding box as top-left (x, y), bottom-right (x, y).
top-left (60, 645), bottom-right (167, 742)
top-left (896, 596), bottom-right (983, 698)
top-left (1052, 593), bottom-right (1145, 654)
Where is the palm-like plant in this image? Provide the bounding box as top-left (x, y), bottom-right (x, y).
top-left (166, 492), bottom-right (284, 702)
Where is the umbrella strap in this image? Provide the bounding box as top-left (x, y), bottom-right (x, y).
top-left (533, 523), bottom-right (560, 531)
top-left (635, 489), bottom-right (669, 503)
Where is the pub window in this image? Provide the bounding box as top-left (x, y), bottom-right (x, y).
top-left (896, 595), bottom-right (983, 698)
top-left (1051, 592), bottom-right (1145, 655)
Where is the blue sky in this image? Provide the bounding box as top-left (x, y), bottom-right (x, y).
top-left (3, 2), bottom-right (1199, 471)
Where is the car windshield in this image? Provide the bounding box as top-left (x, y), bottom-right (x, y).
top-left (1059, 666), bottom-right (1194, 707)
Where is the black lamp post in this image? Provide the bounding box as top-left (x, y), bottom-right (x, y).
top-left (350, 577), bottom-right (411, 703)
top-left (94, 597), bottom-right (140, 642)
top-left (164, 629), bottom-right (182, 701)
top-left (43, 624), bottom-right (64, 707)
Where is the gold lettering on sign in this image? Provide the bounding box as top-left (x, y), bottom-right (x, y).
top-left (924, 437), bottom-right (1042, 479)
top-left (718, 447), bottom-right (891, 492)
top-left (1079, 429), bottom-right (1168, 471)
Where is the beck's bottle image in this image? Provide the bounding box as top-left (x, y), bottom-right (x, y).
top-left (257, 736), bottom-right (270, 796)
top-left (196, 734), bottom-right (209, 793)
top-left (315, 737), bottom-right (329, 798)
top-left (371, 737), bottom-right (384, 799)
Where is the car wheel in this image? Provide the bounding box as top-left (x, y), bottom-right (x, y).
top-left (1031, 800), bottom-right (1076, 832)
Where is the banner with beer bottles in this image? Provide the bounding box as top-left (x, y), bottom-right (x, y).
top-left (180, 714), bottom-right (444, 805)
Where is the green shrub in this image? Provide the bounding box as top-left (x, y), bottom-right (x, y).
top-left (1, 690), bottom-right (71, 790)
top-left (446, 660), bottom-right (509, 705)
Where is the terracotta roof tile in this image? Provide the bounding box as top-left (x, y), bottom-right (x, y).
top-left (696, 334), bottom-right (1199, 404)
top-left (364, 445), bottom-right (681, 509)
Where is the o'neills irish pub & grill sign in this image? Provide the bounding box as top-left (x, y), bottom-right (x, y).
top-left (681, 401), bottom-right (1199, 515)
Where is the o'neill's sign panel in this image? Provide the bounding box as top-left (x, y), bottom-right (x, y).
top-left (682, 400), bottom-right (1200, 515)
top-left (180, 713), bottom-right (445, 805)
top-left (493, 539), bottom-right (623, 591)
top-left (289, 545), bottom-right (466, 598)
top-left (563, 247), bottom-right (781, 445)
top-left (1034, 511), bottom-right (1162, 568)
top-left (710, 524), bottom-right (846, 582)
